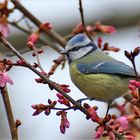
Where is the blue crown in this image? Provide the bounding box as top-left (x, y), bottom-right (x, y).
top-left (67, 34), bottom-right (87, 46)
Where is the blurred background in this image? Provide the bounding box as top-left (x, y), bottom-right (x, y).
top-left (0, 0), bottom-right (140, 139)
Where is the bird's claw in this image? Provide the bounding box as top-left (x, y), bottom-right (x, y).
top-left (76, 97), bottom-right (90, 105)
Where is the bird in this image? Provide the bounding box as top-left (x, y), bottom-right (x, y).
top-left (61, 33), bottom-right (137, 115)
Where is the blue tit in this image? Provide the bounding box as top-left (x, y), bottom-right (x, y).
top-left (61, 33), bottom-right (137, 110)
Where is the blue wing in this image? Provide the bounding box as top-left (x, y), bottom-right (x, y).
top-left (77, 60), bottom-right (136, 77)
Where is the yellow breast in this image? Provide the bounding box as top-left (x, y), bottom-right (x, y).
top-left (69, 62), bottom-right (130, 102)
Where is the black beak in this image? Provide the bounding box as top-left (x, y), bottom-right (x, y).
top-left (60, 50), bottom-right (68, 54)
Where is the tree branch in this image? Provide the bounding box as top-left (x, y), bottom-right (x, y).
top-left (0, 35), bottom-right (89, 116)
top-left (9, 21), bottom-right (61, 55)
top-left (79, 0), bottom-right (93, 40)
top-left (32, 45), bottom-right (45, 73)
top-left (1, 87), bottom-right (18, 140)
top-left (11, 0), bottom-right (66, 47)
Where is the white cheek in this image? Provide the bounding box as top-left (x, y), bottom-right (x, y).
top-left (69, 46), bottom-right (93, 60)
top-left (69, 51), bottom-right (82, 60)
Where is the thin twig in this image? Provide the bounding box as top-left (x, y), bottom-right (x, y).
top-left (14, 15), bottom-right (24, 23)
top-left (0, 60), bottom-right (24, 67)
top-left (23, 16), bottom-right (33, 32)
top-left (32, 46), bottom-right (44, 72)
top-left (79, 0), bottom-right (93, 40)
top-left (9, 21), bottom-right (31, 34)
top-left (1, 87), bottom-right (18, 140)
top-left (8, 21), bottom-right (61, 56)
top-left (52, 106), bottom-right (76, 111)
top-left (11, 0), bottom-right (66, 47)
top-left (113, 130), bottom-right (125, 139)
top-left (0, 35), bottom-right (89, 116)
top-left (131, 59), bottom-right (138, 80)
top-left (48, 55), bottom-right (65, 76)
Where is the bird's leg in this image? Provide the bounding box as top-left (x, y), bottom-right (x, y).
top-left (105, 103), bottom-right (111, 117)
top-left (76, 97), bottom-right (90, 105)
top-left (103, 102), bottom-right (112, 124)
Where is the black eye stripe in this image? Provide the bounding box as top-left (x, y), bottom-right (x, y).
top-left (68, 42), bottom-right (95, 52)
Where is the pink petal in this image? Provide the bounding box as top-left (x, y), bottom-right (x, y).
top-left (94, 126), bottom-right (104, 139)
top-left (42, 22), bottom-right (52, 30)
top-left (87, 107), bottom-right (100, 122)
top-left (64, 119), bottom-right (70, 128)
top-left (97, 37), bottom-right (102, 44)
top-left (60, 123), bottom-right (65, 134)
top-left (115, 116), bottom-right (129, 132)
top-left (129, 80), bottom-right (140, 88)
top-left (0, 72), bottom-right (13, 87)
top-left (124, 134), bottom-right (136, 140)
top-left (0, 22), bottom-right (9, 38)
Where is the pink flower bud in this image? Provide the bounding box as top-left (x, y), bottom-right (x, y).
top-left (94, 126), bottom-right (104, 139)
top-left (97, 37), bottom-right (102, 48)
top-left (37, 49), bottom-right (44, 54)
top-left (115, 116), bottom-right (129, 132)
top-left (128, 84), bottom-right (137, 92)
top-left (32, 110), bottom-right (42, 116)
top-left (60, 123), bottom-right (65, 134)
top-left (87, 106), bottom-right (101, 123)
top-left (16, 59), bottom-right (26, 65)
top-left (129, 80), bottom-right (140, 88)
top-left (124, 133), bottom-right (136, 140)
top-left (56, 93), bottom-right (70, 106)
top-left (31, 104), bottom-right (38, 109)
top-left (0, 17), bottom-right (9, 38)
top-left (0, 72), bottom-right (13, 87)
top-left (31, 104), bottom-right (46, 116)
top-left (16, 119), bottom-right (21, 128)
top-left (108, 131), bottom-right (116, 140)
top-left (124, 50), bottom-right (132, 60)
top-left (96, 23), bottom-right (116, 34)
top-left (133, 106), bottom-right (140, 116)
top-left (48, 99), bottom-right (52, 104)
top-left (133, 47), bottom-right (140, 57)
top-left (86, 25), bottom-right (93, 34)
top-left (57, 111), bottom-right (70, 134)
top-left (72, 22), bottom-right (83, 34)
top-left (40, 21), bottom-right (52, 30)
top-left (72, 22), bottom-right (94, 35)
top-left (60, 84), bottom-right (71, 93)
top-left (44, 107), bottom-right (51, 116)
top-left (106, 46), bottom-right (120, 52)
top-left (56, 93), bottom-right (64, 99)
top-left (27, 31), bottom-right (40, 45)
top-left (35, 78), bottom-right (43, 83)
top-left (27, 41), bottom-right (35, 49)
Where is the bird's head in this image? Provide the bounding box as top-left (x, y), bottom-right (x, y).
top-left (61, 34), bottom-right (98, 63)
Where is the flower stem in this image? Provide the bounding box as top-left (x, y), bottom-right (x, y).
top-left (1, 87), bottom-right (18, 140)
